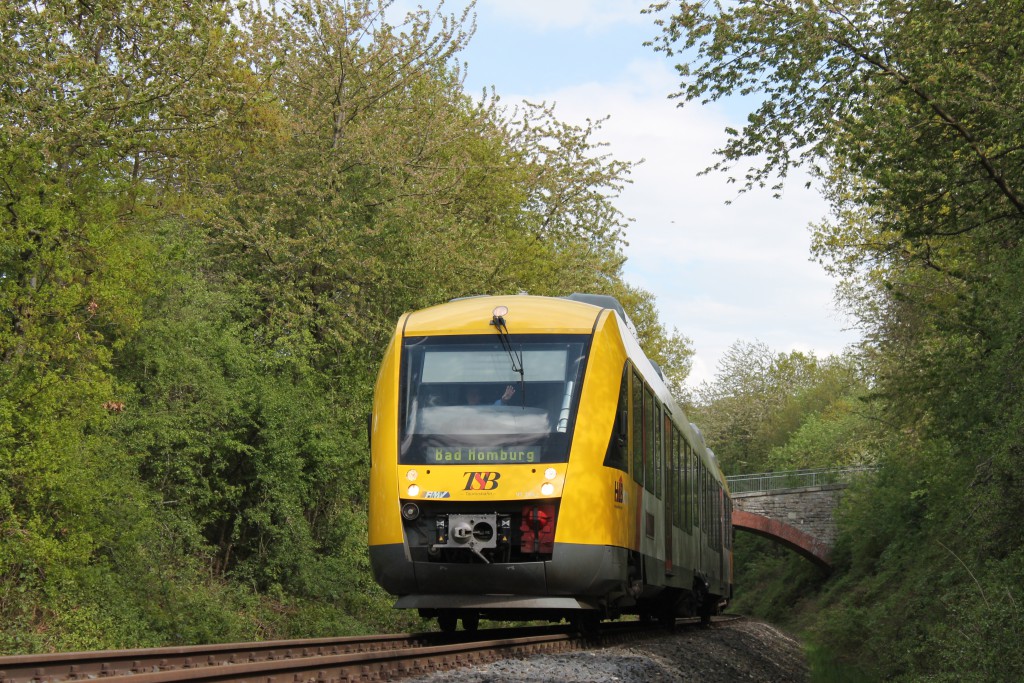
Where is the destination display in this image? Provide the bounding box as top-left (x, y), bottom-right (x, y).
top-left (428, 447), bottom-right (541, 463)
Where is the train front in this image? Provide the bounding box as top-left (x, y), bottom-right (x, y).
top-left (368, 296), bottom-right (622, 629)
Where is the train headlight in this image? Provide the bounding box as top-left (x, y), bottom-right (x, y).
top-left (541, 483), bottom-right (555, 496)
top-left (407, 484), bottom-right (420, 497)
top-left (406, 469), bottom-right (418, 481)
top-left (544, 467), bottom-right (557, 480)
top-left (401, 502), bottom-right (420, 520)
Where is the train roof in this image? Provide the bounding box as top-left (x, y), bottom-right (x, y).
top-left (401, 294), bottom-right (625, 337)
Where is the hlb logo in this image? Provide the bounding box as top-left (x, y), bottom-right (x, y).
top-left (463, 471), bottom-right (501, 491)
top-left (614, 476), bottom-right (624, 503)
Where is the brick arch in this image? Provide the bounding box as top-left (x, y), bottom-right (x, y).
top-left (732, 509), bottom-right (832, 571)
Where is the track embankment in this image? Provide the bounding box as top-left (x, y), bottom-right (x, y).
top-left (0, 617), bottom-right (806, 683)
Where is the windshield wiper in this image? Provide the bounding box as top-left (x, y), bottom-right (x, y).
top-left (490, 308), bottom-right (525, 408)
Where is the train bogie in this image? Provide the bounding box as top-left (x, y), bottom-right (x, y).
top-left (368, 294), bottom-right (732, 630)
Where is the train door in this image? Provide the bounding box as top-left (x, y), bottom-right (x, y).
top-left (630, 367), bottom-right (645, 579)
top-left (681, 438), bottom-right (693, 571)
top-left (691, 450), bottom-right (700, 581)
top-left (725, 497), bottom-right (734, 592)
top-left (700, 462), bottom-right (710, 582)
top-left (642, 385), bottom-right (658, 574)
top-left (708, 479), bottom-right (715, 586)
top-left (663, 413), bottom-right (673, 576)
top-left (708, 478), bottom-right (723, 591)
top-left (717, 486), bottom-right (724, 589)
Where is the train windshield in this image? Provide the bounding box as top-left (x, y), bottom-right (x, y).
top-left (399, 334), bottom-right (590, 465)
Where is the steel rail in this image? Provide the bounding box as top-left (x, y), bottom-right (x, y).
top-left (108, 631), bottom-right (581, 682)
top-left (0, 632), bottom-right (427, 683)
top-left (0, 617), bottom-right (742, 683)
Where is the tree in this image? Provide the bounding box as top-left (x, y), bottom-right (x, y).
top-left (0, 0), bottom-right (261, 650)
top-left (211, 0), bottom-right (639, 362)
top-left (647, 1), bottom-right (1024, 220)
top-left (693, 341), bottom-right (866, 473)
top-left (122, 0), bottom-right (648, 596)
top-left (648, 0), bottom-right (1024, 367)
top-left (650, 2), bottom-right (1024, 678)
top-left (0, 0), bottom-right (685, 650)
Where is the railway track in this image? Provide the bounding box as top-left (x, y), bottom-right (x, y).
top-left (0, 617), bottom-right (741, 683)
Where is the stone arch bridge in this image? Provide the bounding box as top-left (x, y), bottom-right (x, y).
top-left (726, 467), bottom-right (876, 571)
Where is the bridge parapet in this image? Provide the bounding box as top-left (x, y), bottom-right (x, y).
top-left (727, 466), bottom-right (877, 495)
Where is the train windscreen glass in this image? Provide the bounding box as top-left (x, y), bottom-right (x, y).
top-left (399, 334), bottom-right (589, 464)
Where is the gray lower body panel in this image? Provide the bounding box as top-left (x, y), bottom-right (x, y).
top-left (394, 594), bottom-right (598, 611)
top-left (370, 542), bottom-right (628, 608)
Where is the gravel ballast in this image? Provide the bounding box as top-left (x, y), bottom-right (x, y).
top-left (404, 619), bottom-right (810, 682)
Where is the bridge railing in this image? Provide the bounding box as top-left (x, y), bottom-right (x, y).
top-left (726, 466), bottom-right (877, 494)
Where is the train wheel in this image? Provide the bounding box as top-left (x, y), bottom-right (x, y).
top-left (437, 613), bottom-right (458, 633)
top-left (658, 611), bottom-right (676, 631)
top-left (693, 579), bottom-right (713, 626)
top-left (572, 612), bottom-right (601, 638)
top-left (461, 613), bottom-right (480, 633)
top-left (698, 595), bottom-right (715, 626)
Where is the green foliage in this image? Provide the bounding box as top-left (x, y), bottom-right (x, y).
top-left (692, 342), bottom-right (868, 474)
top-left (925, 550), bottom-right (1024, 683)
top-left (653, 2), bottom-right (1024, 678)
top-left (691, 338), bottom-right (875, 672)
top-left (1, 0), bottom-right (674, 653)
top-left (767, 395), bottom-right (873, 470)
top-left (811, 451), bottom-right (1024, 680)
top-left (728, 534), bottom-right (828, 625)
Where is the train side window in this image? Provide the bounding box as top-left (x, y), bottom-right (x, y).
top-left (682, 438), bottom-right (689, 530)
top-left (726, 491), bottom-right (732, 549)
top-left (714, 484), bottom-right (722, 549)
top-left (714, 481), bottom-right (720, 547)
top-left (707, 473), bottom-right (715, 547)
top-left (694, 460), bottom-right (700, 532)
top-left (694, 459), bottom-right (701, 533)
top-left (721, 493), bottom-right (727, 550)
top-left (697, 462), bottom-right (703, 535)
top-left (690, 446), bottom-right (698, 531)
top-left (664, 415), bottom-right (673, 520)
top-left (674, 428), bottom-right (683, 528)
top-left (603, 364), bottom-right (629, 472)
top-left (654, 401), bottom-right (662, 498)
top-left (706, 470), bottom-right (712, 541)
top-left (680, 439), bottom-right (687, 529)
top-left (700, 464), bottom-right (705, 532)
top-left (708, 481), bottom-right (714, 548)
top-left (726, 498), bottom-right (733, 550)
top-left (700, 463), bottom-right (709, 537)
top-left (631, 368), bottom-right (644, 486)
top-left (643, 387), bottom-right (655, 494)
top-left (708, 472), bottom-right (714, 542)
top-left (712, 485), bottom-right (718, 549)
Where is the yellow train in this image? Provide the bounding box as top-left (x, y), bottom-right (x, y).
top-left (368, 294), bottom-right (732, 631)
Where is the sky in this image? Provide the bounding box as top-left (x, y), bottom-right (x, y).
top-left (410, 0), bottom-right (861, 387)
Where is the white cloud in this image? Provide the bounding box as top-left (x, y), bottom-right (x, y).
top-left (454, 2), bottom-right (861, 387)
top-left (505, 56), bottom-right (859, 388)
top-left (481, 0), bottom-right (652, 32)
